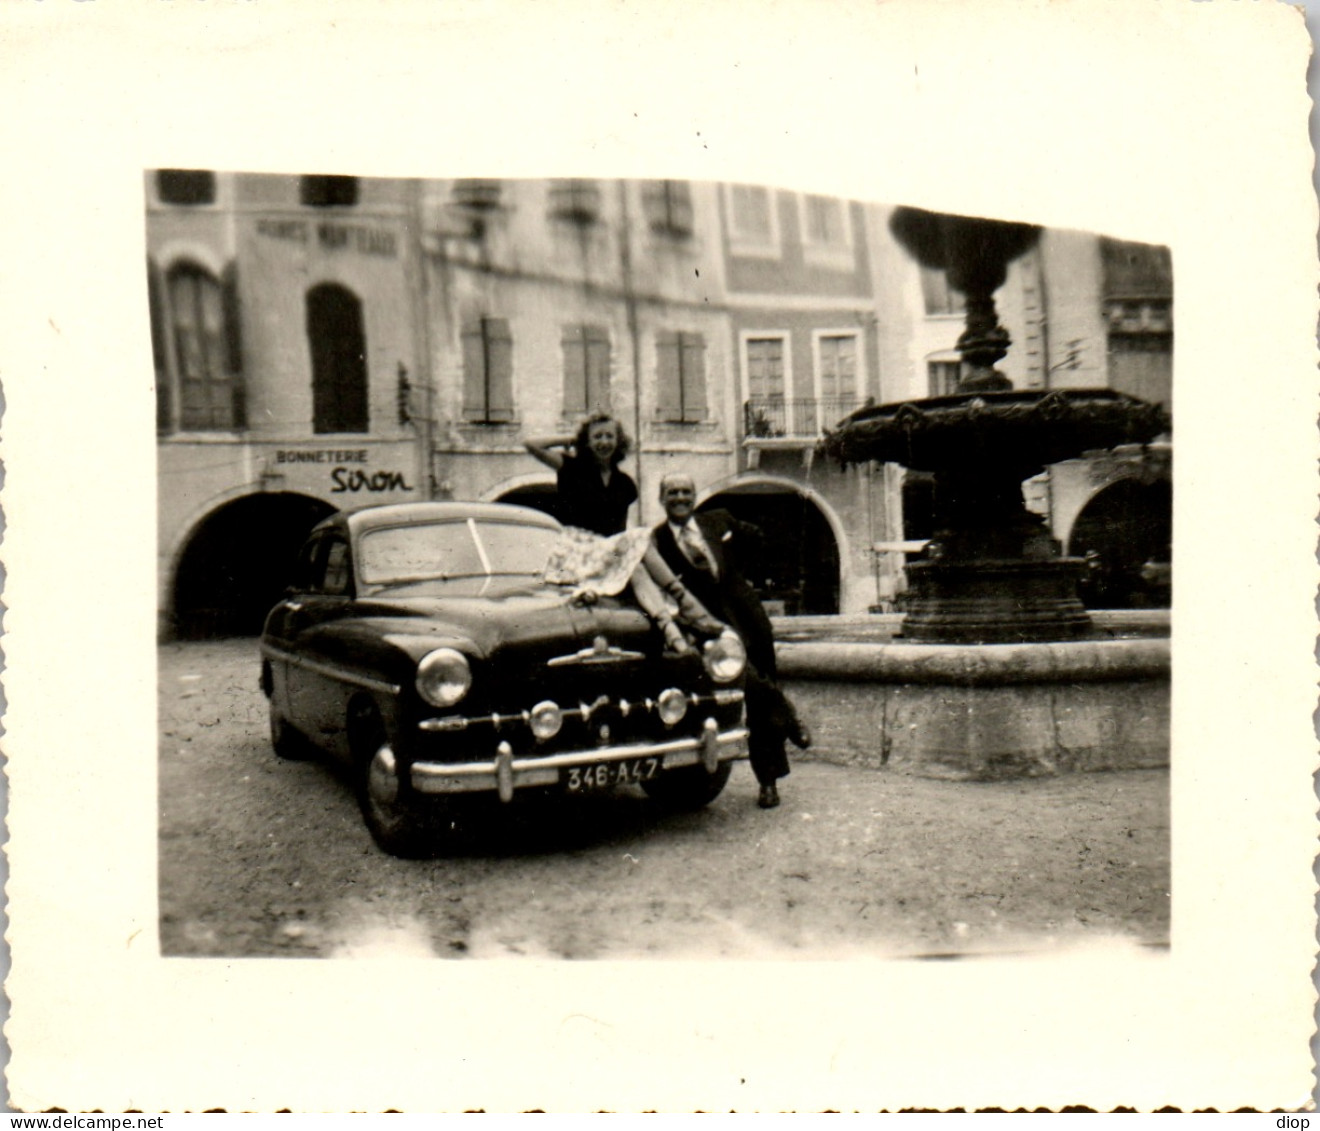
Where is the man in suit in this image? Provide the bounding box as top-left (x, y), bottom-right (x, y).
top-left (652, 473), bottom-right (810, 809)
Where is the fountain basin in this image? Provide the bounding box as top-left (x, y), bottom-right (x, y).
top-left (823, 388), bottom-right (1170, 474)
top-left (820, 387), bottom-right (1171, 643)
top-left (777, 634), bottom-right (1169, 781)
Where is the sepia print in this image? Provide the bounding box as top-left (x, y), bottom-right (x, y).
top-left (154, 172), bottom-right (1173, 960)
top-left (4, 0), bottom-right (1314, 1112)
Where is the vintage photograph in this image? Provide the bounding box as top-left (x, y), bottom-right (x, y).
top-left (5, 0), bottom-right (1315, 1112)
top-left (153, 173), bottom-right (1172, 960)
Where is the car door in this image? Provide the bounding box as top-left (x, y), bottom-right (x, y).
top-left (263, 533), bottom-right (323, 727)
top-left (283, 532), bottom-right (357, 746)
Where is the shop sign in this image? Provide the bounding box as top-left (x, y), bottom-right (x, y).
top-left (272, 448), bottom-right (414, 494)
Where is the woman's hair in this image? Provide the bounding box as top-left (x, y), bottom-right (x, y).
top-left (573, 413), bottom-right (631, 466)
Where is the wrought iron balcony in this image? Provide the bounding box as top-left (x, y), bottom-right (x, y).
top-left (743, 396), bottom-right (866, 442)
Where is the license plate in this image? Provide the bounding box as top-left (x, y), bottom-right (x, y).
top-left (563, 756), bottom-right (663, 793)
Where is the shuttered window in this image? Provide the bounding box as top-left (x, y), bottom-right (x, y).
top-left (306, 283), bottom-right (369, 434)
top-left (745, 335), bottom-right (785, 402)
top-left (803, 195), bottom-right (847, 247)
top-left (920, 265), bottom-right (966, 315)
top-left (548, 179), bottom-right (601, 224)
top-left (643, 181), bottom-right (694, 236)
top-left (1100, 240), bottom-right (1173, 408)
top-left (156, 169), bottom-right (216, 206)
top-left (818, 334), bottom-right (858, 400)
top-left (1100, 238), bottom-right (1173, 300)
top-left (655, 331), bottom-right (707, 423)
top-left (562, 324), bottom-right (611, 415)
top-left (300, 175), bottom-right (359, 208)
top-left (730, 185), bottom-right (773, 241)
top-left (168, 262), bottom-right (246, 431)
top-left (462, 317), bottom-right (515, 422)
top-left (725, 184), bottom-right (780, 258)
top-left (927, 359), bottom-right (962, 397)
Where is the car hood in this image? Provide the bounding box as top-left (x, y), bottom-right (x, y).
top-left (354, 578), bottom-right (657, 661)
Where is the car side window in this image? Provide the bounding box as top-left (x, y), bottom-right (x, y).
top-left (320, 537), bottom-right (354, 597)
top-left (288, 535), bottom-right (322, 593)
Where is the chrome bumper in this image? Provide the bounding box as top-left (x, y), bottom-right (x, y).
top-left (395, 717), bottom-right (749, 802)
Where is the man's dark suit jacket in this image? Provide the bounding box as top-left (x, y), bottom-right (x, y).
top-left (651, 509), bottom-right (776, 679)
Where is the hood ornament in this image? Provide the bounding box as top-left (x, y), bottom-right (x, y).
top-left (547, 635), bottom-right (646, 668)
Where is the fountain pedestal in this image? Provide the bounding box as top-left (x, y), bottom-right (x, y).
top-left (903, 453), bottom-right (1091, 642)
top-left (904, 559), bottom-right (1090, 643)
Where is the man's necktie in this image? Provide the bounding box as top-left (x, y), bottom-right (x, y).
top-left (680, 522), bottom-right (717, 578)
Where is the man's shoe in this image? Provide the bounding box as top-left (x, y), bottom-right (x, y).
top-left (757, 783), bottom-right (780, 809)
top-left (785, 711), bottom-right (812, 750)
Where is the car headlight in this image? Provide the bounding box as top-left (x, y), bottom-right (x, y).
top-left (702, 630), bottom-right (746, 684)
top-left (416, 648), bottom-right (472, 707)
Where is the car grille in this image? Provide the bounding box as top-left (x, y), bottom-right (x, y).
top-left (412, 657), bottom-right (743, 761)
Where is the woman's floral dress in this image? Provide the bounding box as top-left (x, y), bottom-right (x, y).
top-left (542, 525), bottom-right (654, 598)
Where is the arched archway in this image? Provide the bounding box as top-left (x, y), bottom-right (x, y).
top-left (170, 491), bottom-right (336, 639)
top-left (699, 480), bottom-right (842, 615)
top-left (1067, 478), bottom-right (1172, 609)
top-left (492, 481), bottom-right (561, 524)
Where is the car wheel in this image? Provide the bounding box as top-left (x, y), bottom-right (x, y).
top-left (640, 762), bottom-right (732, 811)
top-left (349, 700), bottom-right (441, 858)
top-left (270, 705), bottom-right (312, 761)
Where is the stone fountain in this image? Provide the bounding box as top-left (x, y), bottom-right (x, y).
top-left (823, 207), bottom-right (1170, 644)
top-left (786, 207), bottom-right (1172, 779)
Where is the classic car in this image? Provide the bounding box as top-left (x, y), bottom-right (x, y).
top-left (259, 501), bottom-right (749, 856)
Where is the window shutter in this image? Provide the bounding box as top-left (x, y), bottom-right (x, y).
top-left (731, 185), bottom-right (772, 240)
top-left (170, 271), bottom-right (200, 380)
top-left (148, 257), bottom-right (172, 432)
top-left (655, 331), bottom-right (680, 420)
top-left (156, 169), bottom-right (216, 206)
top-left (486, 318), bottom-right (514, 421)
top-left (642, 182), bottom-right (665, 230)
top-left (451, 179), bottom-right (502, 211)
top-left (585, 325), bottom-right (611, 412)
top-left (221, 262), bottom-right (246, 428)
top-left (667, 183), bottom-right (694, 235)
top-left (461, 319), bottom-right (488, 419)
top-left (643, 181), bottom-right (693, 235)
top-left (221, 263), bottom-right (243, 376)
top-left (548, 180), bottom-right (601, 224)
top-left (1100, 237), bottom-right (1172, 300)
top-left (307, 282), bottom-right (368, 434)
top-left (679, 332), bottom-right (707, 421)
top-left (562, 325), bottom-right (587, 416)
top-left (920, 266), bottom-right (965, 315)
top-left (300, 175), bottom-right (359, 208)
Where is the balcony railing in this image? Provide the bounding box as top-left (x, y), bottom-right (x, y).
top-left (743, 396), bottom-right (865, 441)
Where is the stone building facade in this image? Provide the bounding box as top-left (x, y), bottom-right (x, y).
top-left (150, 172), bottom-right (1172, 637)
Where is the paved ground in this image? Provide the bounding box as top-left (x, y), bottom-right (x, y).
top-left (159, 638), bottom-right (1170, 960)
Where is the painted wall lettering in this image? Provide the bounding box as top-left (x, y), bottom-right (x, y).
top-left (276, 449), bottom-right (369, 464)
top-left (256, 219), bottom-right (397, 257)
top-left (256, 218), bottom-right (310, 243)
top-left (331, 467), bottom-right (414, 493)
top-left (315, 222), bottom-right (398, 257)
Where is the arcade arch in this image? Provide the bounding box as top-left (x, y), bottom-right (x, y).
top-left (698, 476), bottom-right (844, 615)
top-left (1067, 477), bottom-right (1172, 609)
top-left (169, 491), bottom-right (336, 638)
top-left (484, 474), bottom-right (560, 523)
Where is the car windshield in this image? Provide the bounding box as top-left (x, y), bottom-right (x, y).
top-left (357, 519), bottom-right (560, 586)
